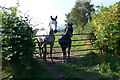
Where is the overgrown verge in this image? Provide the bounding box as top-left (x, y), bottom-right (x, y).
top-left (78, 2), bottom-right (120, 78)
top-left (1, 3), bottom-right (53, 79)
top-left (1, 3), bottom-right (37, 79)
top-left (82, 51), bottom-right (120, 78)
top-left (91, 2), bottom-right (120, 78)
top-left (2, 58), bottom-right (52, 79)
top-left (56, 51), bottom-right (120, 79)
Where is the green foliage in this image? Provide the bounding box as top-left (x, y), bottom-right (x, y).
top-left (83, 51), bottom-right (101, 66)
top-left (99, 54), bottom-right (120, 78)
top-left (58, 63), bottom-right (103, 78)
top-left (84, 22), bottom-right (95, 33)
top-left (1, 4), bottom-right (35, 78)
top-left (82, 51), bottom-right (120, 78)
top-left (2, 59), bottom-right (52, 79)
top-left (92, 2), bottom-right (120, 54)
top-left (64, 13), bottom-right (72, 26)
top-left (90, 2), bottom-right (120, 78)
top-left (69, 2), bottom-right (95, 31)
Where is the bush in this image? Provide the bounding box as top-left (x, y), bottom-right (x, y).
top-left (83, 51), bottom-right (101, 66)
top-left (92, 2), bottom-right (120, 54)
top-left (99, 54), bottom-right (120, 78)
top-left (91, 2), bottom-right (120, 78)
top-left (1, 5), bottom-right (35, 78)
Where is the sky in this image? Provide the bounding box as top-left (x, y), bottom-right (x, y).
top-left (0, 0), bottom-right (119, 29)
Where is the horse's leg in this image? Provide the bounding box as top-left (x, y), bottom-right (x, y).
top-left (43, 44), bottom-right (47, 61)
top-left (41, 45), bottom-right (44, 58)
top-left (50, 45), bottom-right (53, 62)
top-left (62, 47), bottom-right (66, 62)
top-left (68, 45), bottom-right (71, 62)
top-left (38, 43), bottom-right (42, 57)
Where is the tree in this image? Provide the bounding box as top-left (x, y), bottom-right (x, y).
top-left (69, 2), bottom-right (95, 31)
top-left (65, 13), bottom-right (72, 25)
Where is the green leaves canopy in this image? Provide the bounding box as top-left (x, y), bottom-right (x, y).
top-left (92, 2), bottom-right (120, 54)
top-left (70, 2), bottom-right (95, 30)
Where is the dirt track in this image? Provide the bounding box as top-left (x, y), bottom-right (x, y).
top-left (35, 53), bottom-right (100, 79)
top-left (36, 53), bottom-right (84, 78)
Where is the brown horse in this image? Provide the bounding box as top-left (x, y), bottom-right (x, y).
top-left (59, 23), bottom-right (73, 62)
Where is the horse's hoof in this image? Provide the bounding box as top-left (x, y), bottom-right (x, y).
top-left (51, 61), bottom-right (55, 64)
top-left (63, 60), bottom-right (67, 63)
top-left (43, 57), bottom-right (47, 61)
top-left (67, 60), bottom-right (71, 63)
top-left (50, 59), bottom-right (53, 62)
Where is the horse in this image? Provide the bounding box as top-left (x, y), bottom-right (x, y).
top-left (36, 16), bottom-right (58, 62)
top-left (59, 23), bottom-right (73, 62)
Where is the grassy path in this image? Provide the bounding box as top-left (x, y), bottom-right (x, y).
top-left (40, 59), bottom-right (64, 78)
top-left (35, 53), bottom-right (104, 79)
top-left (34, 32), bottom-right (104, 78)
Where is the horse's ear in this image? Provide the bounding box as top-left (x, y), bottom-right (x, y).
top-left (50, 16), bottom-right (53, 19)
top-left (55, 16), bottom-right (57, 19)
top-left (68, 23), bottom-right (70, 26)
top-left (71, 23), bottom-right (73, 26)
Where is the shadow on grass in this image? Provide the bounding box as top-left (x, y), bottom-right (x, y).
top-left (6, 58), bottom-right (53, 79)
top-left (55, 54), bottom-right (104, 78)
top-left (33, 51), bottom-right (120, 79)
top-left (36, 52), bottom-right (104, 78)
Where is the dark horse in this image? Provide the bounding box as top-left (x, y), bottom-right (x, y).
top-left (59, 23), bottom-right (73, 62)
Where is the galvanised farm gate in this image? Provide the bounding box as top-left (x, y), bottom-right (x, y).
top-left (34, 33), bottom-right (98, 54)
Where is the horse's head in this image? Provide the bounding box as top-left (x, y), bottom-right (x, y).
top-left (50, 16), bottom-right (58, 33)
top-left (65, 23), bottom-right (73, 37)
